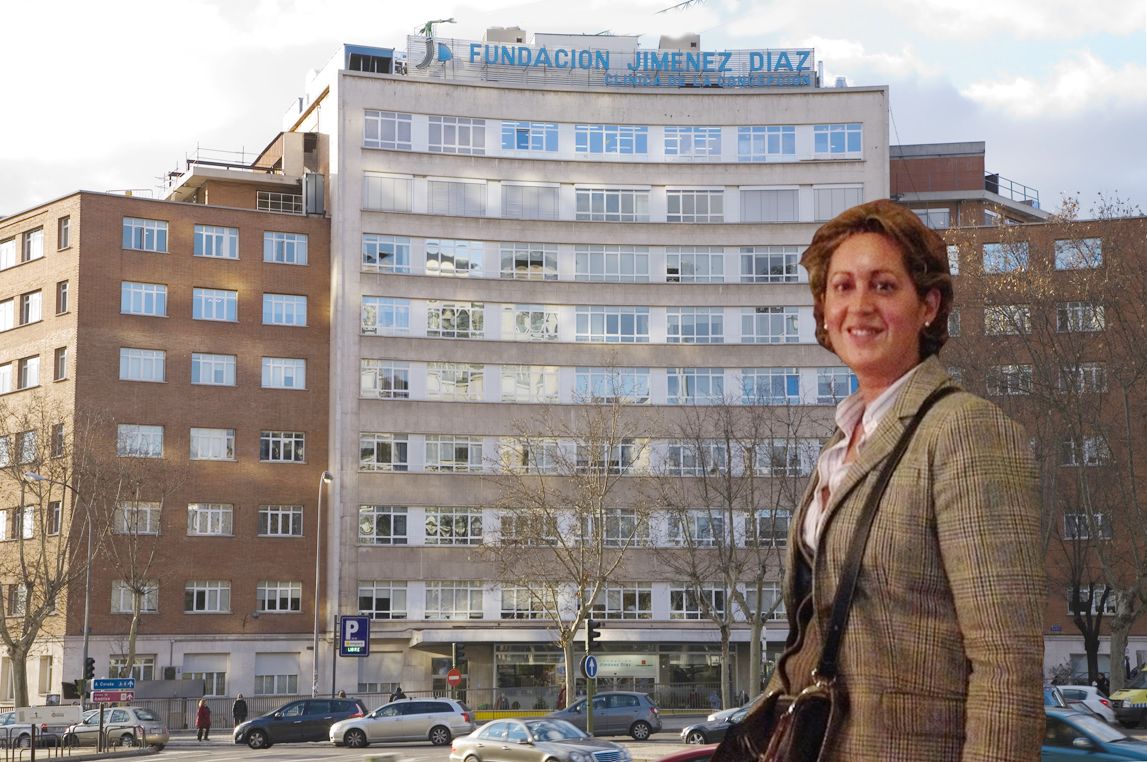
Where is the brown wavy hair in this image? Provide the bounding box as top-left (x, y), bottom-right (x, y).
top-left (802, 199), bottom-right (953, 359)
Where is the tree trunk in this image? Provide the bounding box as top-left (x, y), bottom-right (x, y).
top-left (8, 643), bottom-right (29, 708)
top-left (563, 638), bottom-right (575, 710)
top-left (122, 592), bottom-right (142, 678)
top-left (748, 580), bottom-right (764, 697)
top-left (719, 623), bottom-right (731, 709)
top-left (1110, 616), bottom-right (1132, 692)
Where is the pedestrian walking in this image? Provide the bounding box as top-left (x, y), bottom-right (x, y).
top-left (232, 693), bottom-right (248, 726)
top-left (196, 698), bottom-right (212, 741)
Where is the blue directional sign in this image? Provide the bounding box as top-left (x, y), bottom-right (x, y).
top-left (91, 678), bottom-right (135, 691)
top-left (339, 615), bottom-right (370, 657)
top-left (581, 654), bottom-right (599, 679)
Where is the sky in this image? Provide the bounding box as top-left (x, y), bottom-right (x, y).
top-left (1, 0), bottom-right (1145, 218)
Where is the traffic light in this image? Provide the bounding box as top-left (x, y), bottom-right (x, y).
top-left (585, 619), bottom-right (602, 652)
top-left (83, 657), bottom-right (95, 681)
top-left (453, 643), bottom-right (466, 665)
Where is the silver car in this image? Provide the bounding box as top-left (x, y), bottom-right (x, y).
top-left (450, 718), bottom-right (633, 762)
top-left (63, 706), bottom-right (169, 749)
top-left (547, 691), bottom-right (662, 739)
top-left (330, 697), bottom-right (474, 747)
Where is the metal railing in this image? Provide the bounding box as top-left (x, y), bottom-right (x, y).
top-left (985, 172), bottom-right (1040, 208)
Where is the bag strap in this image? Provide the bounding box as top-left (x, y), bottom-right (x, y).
top-left (815, 385), bottom-right (958, 682)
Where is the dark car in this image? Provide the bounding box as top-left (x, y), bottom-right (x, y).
top-left (234, 697), bottom-right (366, 749)
top-left (680, 706), bottom-right (748, 744)
top-left (547, 691), bottom-right (662, 739)
top-left (1043, 706), bottom-right (1147, 760)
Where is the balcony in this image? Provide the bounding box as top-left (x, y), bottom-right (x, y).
top-left (985, 173), bottom-right (1040, 209)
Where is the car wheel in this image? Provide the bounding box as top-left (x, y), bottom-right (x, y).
top-left (16, 734), bottom-right (31, 748)
top-left (684, 730), bottom-right (708, 744)
top-left (465, 755), bottom-right (481, 762)
top-left (344, 728), bottom-right (369, 748)
top-left (247, 729), bottom-right (271, 749)
top-left (119, 733), bottom-right (139, 747)
top-left (428, 725), bottom-right (453, 746)
top-left (630, 721), bottom-right (653, 740)
top-left (152, 745), bottom-right (165, 751)
top-left (63, 734), bottom-right (79, 748)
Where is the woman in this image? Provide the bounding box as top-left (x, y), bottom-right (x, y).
top-left (232, 693), bottom-right (248, 727)
top-left (195, 698), bottom-right (211, 742)
top-left (766, 200), bottom-right (1044, 760)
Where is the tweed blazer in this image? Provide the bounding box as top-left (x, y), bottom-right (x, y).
top-left (766, 356), bottom-right (1045, 762)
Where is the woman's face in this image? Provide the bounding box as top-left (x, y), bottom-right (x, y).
top-left (823, 232), bottom-right (940, 397)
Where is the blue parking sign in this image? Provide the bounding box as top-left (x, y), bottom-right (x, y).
top-left (339, 615), bottom-right (370, 657)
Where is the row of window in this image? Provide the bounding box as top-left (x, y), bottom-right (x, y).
top-left (974, 237), bottom-right (1103, 273)
top-left (109, 501), bottom-right (304, 538)
top-left (121, 217), bottom-right (309, 262)
top-left (116, 426), bottom-right (306, 461)
top-left (983, 362), bottom-right (1108, 397)
top-left (361, 361), bottom-right (857, 406)
top-left (365, 111), bottom-right (862, 162)
top-left (121, 350), bottom-right (306, 389)
top-left (120, 283), bottom-right (309, 324)
top-left (363, 174), bottom-right (863, 223)
top-left (979, 301), bottom-right (1106, 336)
top-left (362, 299), bottom-right (808, 344)
top-left (0, 226), bottom-right (50, 270)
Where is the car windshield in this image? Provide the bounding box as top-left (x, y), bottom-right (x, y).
top-left (729, 708), bottom-right (748, 723)
top-left (1125, 672), bottom-right (1147, 690)
top-left (1068, 713), bottom-right (1128, 743)
top-left (526, 720), bottom-right (588, 741)
top-left (134, 709), bottom-right (159, 721)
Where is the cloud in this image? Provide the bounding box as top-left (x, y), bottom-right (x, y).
top-left (887, 0), bottom-right (1146, 40)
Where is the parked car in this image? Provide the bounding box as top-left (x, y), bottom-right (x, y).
top-left (330, 697), bottom-right (474, 747)
top-left (449, 718), bottom-right (631, 762)
top-left (1109, 673), bottom-right (1147, 728)
top-left (655, 746), bottom-right (718, 762)
top-left (706, 705), bottom-right (744, 723)
top-left (1043, 706), bottom-right (1147, 760)
top-left (235, 697), bottom-right (366, 749)
top-left (681, 706), bottom-right (748, 745)
top-left (1059, 684), bottom-right (1116, 723)
top-left (1045, 684), bottom-right (1069, 708)
top-left (547, 691), bottom-right (662, 740)
top-left (0, 711), bottom-right (59, 748)
top-left (62, 706), bottom-right (169, 749)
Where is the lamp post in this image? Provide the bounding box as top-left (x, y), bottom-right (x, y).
top-left (311, 471), bottom-right (333, 697)
top-left (24, 472), bottom-right (90, 707)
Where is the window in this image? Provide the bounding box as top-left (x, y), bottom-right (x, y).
top-left (262, 357), bottom-right (306, 389)
top-left (742, 368), bottom-right (800, 405)
top-left (1065, 586), bottom-right (1116, 616)
top-left (664, 441), bottom-right (727, 476)
top-left (184, 670), bottom-right (227, 697)
top-left (17, 356), bottom-right (40, 389)
top-left (122, 218), bottom-right (168, 252)
top-left (500, 365), bottom-right (559, 403)
top-left (111, 581), bottom-right (159, 614)
top-left (429, 115), bottom-right (486, 155)
top-left (362, 235), bottom-right (411, 273)
top-left (360, 360), bottom-right (410, 399)
top-left (500, 512), bottom-right (559, 545)
top-left (258, 505), bottom-right (303, 537)
top-left (358, 580), bottom-right (408, 619)
top-left (670, 586), bottom-right (726, 619)
top-left (0, 365), bottom-right (10, 395)
top-left (109, 655), bottom-right (156, 681)
top-left (501, 587), bottom-right (546, 619)
top-left (814, 186), bottom-right (864, 221)
top-left (192, 288), bottom-right (237, 321)
top-left (575, 367), bottom-right (650, 404)
top-left (18, 228), bottom-right (42, 262)
top-left (738, 125), bottom-right (796, 161)
top-left (742, 307), bottom-right (800, 343)
top-left (427, 301), bottom-right (484, 339)
top-left (740, 189), bottom-right (799, 222)
top-left (1059, 363), bottom-right (1107, 394)
top-left (0, 238), bottom-right (12, 270)
top-left (194, 225), bottom-right (239, 259)
top-left (813, 123), bottom-right (862, 155)
top-left (184, 581), bottom-right (231, 613)
top-left (501, 120), bottom-right (558, 152)
top-left (502, 183), bottom-right (559, 220)
top-left (361, 297), bottom-right (410, 335)
top-left (428, 180), bottom-right (486, 217)
top-left (753, 439), bottom-right (819, 477)
top-left (16, 431), bottom-right (36, 464)
top-left (666, 307), bottom-right (724, 344)
top-left (948, 310), bottom-right (961, 337)
top-left (364, 110), bottom-right (412, 150)
top-left (55, 280), bottom-right (68, 314)
top-left (986, 365), bottom-right (1033, 396)
top-left (1055, 238), bottom-right (1103, 270)
top-left (187, 503), bottom-right (234, 536)
top-left (575, 306), bottom-right (650, 343)
top-left (576, 440), bottom-right (643, 475)
top-left (591, 584), bottom-right (653, 619)
top-left (912, 208), bottom-right (951, 229)
top-left (982, 242), bottom-right (1029, 273)
top-left (189, 428), bottom-right (235, 461)
top-left (7, 506), bottom-right (34, 539)
top-left (816, 367), bottom-right (858, 403)
top-left (501, 438), bottom-right (560, 474)
top-left (363, 173), bottom-right (413, 212)
top-left (52, 347), bottom-right (67, 383)
top-left (500, 242), bottom-right (557, 280)
top-left (741, 246), bottom-right (799, 283)
top-left (359, 434), bottom-right (409, 472)
top-left (666, 247), bottom-right (724, 283)
top-left (119, 348), bottom-right (165, 382)
top-left (262, 294), bottom-right (307, 326)
top-left (116, 424), bottom-right (163, 458)
top-left (57, 217), bottom-right (70, 249)
top-left (254, 672), bottom-right (297, 696)
top-left (946, 245), bottom-right (960, 276)
top-left (423, 362), bottom-right (481, 400)
top-left (665, 126), bottom-right (722, 160)
top-left (667, 368), bottom-right (725, 405)
top-left (502, 305), bottom-right (559, 341)
top-left (1061, 436), bottom-right (1112, 467)
top-left (426, 239), bottom-right (483, 277)
top-left (747, 508), bottom-right (791, 547)
top-left (1064, 512), bottom-right (1112, 541)
top-left (575, 124), bottom-right (648, 155)
top-left (50, 423), bottom-right (64, 458)
top-left (667, 189), bottom-right (724, 222)
top-left (121, 282), bottom-right (167, 316)
top-left (575, 245), bottom-right (650, 282)
top-left (46, 501), bottom-right (61, 535)
top-left (575, 187), bottom-right (650, 222)
top-left (425, 435), bottom-right (484, 472)
top-left (0, 435), bottom-right (10, 466)
top-left (983, 304), bottom-right (1031, 335)
top-left (425, 581), bottom-right (484, 620)
top-left (0, 300), bottom-right (11, 332)
top-left (260, 431), bottom-right (305, 463)
top-left (425, 507), bottom-right (483, 545)
top-left (19, 291), bottom-right (42, 324)
top-left (358, 506), bottom-right (409, 545)
top-left (191, 353), bottom-right (236, 386)
top-left (263, 232), bottom-right (308, 265)
top-left (114, 501), bottom-right (161, 534)
top-left (256, 581), bottom-right (302, 612)
top-left (1057, 301), bottom-right (1105, 333)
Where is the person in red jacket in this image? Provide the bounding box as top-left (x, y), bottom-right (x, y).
top-left (195, 699), bottom-right (212, 742)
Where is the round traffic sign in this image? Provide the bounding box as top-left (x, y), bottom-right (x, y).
top-left (581, 654), bottom-right (599, 679)
top-left (446, 668), bottom-right (463, 687)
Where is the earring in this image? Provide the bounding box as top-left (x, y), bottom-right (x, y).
top-left (822, 323), bottom-right (827, 330)
top-left (924, 321), bottom-right (931, 328)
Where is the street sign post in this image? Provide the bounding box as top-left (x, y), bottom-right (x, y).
top-left (90, 690), bottom-right (134, 703)
top-left (580, 654), bottom-right (599, 679)
top-left (339, 615), bottom-right (371, 657)
top-left (91, 678), bottom-right (135, 691)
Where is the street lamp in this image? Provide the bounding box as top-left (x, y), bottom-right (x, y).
top-left (311, 471), bottom-right (333, 697)
top-left (23, 472), bottom-right (90, 707)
